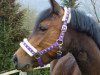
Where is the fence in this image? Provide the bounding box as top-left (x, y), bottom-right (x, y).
top-left (0, 64), bottom-right (50, 75)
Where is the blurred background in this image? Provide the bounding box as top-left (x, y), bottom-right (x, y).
top-left (17, 0), bottom-right (100, 31)
top-left (0, 0), bottom-right (100, 75)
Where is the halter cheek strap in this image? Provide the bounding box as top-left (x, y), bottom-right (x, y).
top-left (20, 7), bottom-right (71, 67)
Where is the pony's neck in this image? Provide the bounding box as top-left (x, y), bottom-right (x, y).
top-left (63, 27), bottom-right (100, 75)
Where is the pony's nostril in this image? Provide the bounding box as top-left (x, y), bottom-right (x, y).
top-left (13, 54), bottom-right (18, 64)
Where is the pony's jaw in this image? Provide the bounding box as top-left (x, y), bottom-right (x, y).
top-left (17, 64), bottom-right (33, 72)
top-left (13, 46), bottom-right (59, 71)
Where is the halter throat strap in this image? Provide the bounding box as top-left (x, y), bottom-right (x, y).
top-left (20, 7), bottom-right (71, 67)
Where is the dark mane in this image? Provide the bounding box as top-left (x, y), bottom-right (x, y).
top-left (37, 8), bottom-right (53, 24)
top-left (34, 8), bottom-right (53, 32)
top-left (69, 9), bottom-right (100, 48)
top-left (70, 8), bottom-right (99, 36)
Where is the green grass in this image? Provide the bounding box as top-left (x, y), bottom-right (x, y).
top-left (32, 68), bottom-right (50, 75)
top-left (10, 68), bottom-right (50, 75)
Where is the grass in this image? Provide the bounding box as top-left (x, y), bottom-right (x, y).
top-left (32, 67), bottom-right (50, 75)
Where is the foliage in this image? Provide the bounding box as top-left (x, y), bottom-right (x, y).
top-left (10, 68), bottom-right (50, 75)
top-left (90, 0), bottom-right (100, 23)
top-left (32, 68), bottom-right (50, 75)
top-left (22, 9), bottom-right (37, 31)
top-left (0, 0), bottom-right (29, 72)
top-left (61, 0), bottom-right (80, 8)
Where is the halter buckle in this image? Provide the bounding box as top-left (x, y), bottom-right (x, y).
top-left (34, 52), bottom-right (41, 59)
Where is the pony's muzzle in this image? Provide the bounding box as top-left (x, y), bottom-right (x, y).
top-left (12, 54), bottom-right (32, 71)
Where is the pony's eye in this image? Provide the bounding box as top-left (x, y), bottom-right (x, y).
top-left (38, 26), bottom-right (47, 32)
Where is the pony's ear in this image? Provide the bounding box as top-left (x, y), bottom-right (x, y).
top-left (49, 0), bottom-right (63, 16)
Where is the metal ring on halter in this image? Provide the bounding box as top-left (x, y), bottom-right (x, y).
top-left (57, 50), bottom-right (62, 55)
top-left (57, 40), bottom-right (63, 49)
top-left (56, 50), bottom-right (62, 59)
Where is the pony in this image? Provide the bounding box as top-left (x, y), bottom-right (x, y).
top-left (13, 0), bottom-right (100, 75)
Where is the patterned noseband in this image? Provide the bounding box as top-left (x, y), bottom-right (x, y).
top-left (20, 7), bottom-right (71, 67)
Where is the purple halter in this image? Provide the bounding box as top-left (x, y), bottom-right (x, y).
top-left (20, 7), bottom-right (71, 67)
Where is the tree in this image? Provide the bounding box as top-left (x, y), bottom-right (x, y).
top-left (0, 0), bottom-right (29, 72)
top-left (22, 9), bottom-right (37, 31)
top-left (61, 0), bottom-right (80, 8)
top-left (90, 0), bottom-right (100, 23)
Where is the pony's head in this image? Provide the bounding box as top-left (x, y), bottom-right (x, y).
top-left (13, 0), bottom-right (68, 71)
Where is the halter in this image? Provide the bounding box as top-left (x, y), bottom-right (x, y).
top-left (20, 7), bottom-right (71, 67)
